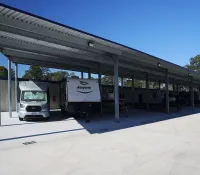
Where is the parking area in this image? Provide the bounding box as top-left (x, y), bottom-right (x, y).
top-left (1, 108), bottom-right (199, 142)
top-left (1, 107), bottom-right (200, 174)
top-left (1, 3), bottom-right (200, 174)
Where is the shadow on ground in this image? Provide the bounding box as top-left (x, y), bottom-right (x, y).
top-left (1, 107), bottom-right (200, 142)
top-left (76, 107), bottom-right (200, 134)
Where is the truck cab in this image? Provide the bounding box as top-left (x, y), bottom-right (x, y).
top-left (18, 81), bottom-right (50, 121)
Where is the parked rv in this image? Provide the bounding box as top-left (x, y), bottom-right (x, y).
top-left (60, 78), bottom-right (101, 121)
top-left (18, 81), bottom-right (50, 121)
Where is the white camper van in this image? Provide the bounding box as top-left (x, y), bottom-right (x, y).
top-left (60, 78), bottom-right (101, 121)
top-left (18, 81), bottom-right (50, 121)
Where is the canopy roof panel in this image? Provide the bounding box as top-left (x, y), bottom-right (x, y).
top-left (0, 3), bottom-right (199, 85)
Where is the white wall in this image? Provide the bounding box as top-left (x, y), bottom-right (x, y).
top-left (0, 80), bottom-right (16, 112)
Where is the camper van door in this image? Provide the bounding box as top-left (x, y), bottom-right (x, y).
top-left (67, 79), bottom-right (101, 102)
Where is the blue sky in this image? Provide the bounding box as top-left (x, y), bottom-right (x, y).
top-left (0, 0), bottom-right (200, 77)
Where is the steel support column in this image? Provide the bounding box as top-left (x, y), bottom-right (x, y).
top-left (0, 75), bottom-right (1, 126)
top-left (132, 75), bottom-right (135, 108)
top-left (165, 69), bottom-right (169, 114)
top-left (173, 79), bottom-right (175, 92)
top-left (98, 64), bottom-right (102, 116)
top-left (114, 58), bottom-right (119, 122)
top-left (190, 79), bottom-right (194, 110)
top-left (158, 80), bottom-right (161, 89)
top-left (15, 63), bottom-right (18, 112)
top-left (176, 84), bottom-right (179, 92)
top-left (81, 72), bottom-right (84, 79)
top-left (88, 68), bottom-right (91, 79)
top-left (146, 73), bottom-right (149, 110)
top-left (121, 77), bottom-right (123, 88)
top-left (8, 59), bottom-right (12, 118)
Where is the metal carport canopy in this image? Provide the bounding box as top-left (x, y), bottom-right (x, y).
top-left (0, 3), bottom-right (200, 85)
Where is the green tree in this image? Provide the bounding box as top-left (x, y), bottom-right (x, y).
top-left (22, 65), bottom-right (70, 81)
top-left (41, 67), bottom-right (51, 80)
top-left (123, 78), bottom-right (132, 87)
top-left (102, 75), bottom-right (114, 85)
top-left (101, 75), bottom-right (120, 85)
top-left (185, 55), bottom-right (200, 72)
top-left (124, 78), bottom-right (146, 88)
top-left (22, 65), bottom-right (43, 79)
top-left (69, 72), bottom-right (79, 78)
top-left (149, 81), bottom-right (159, 89)
top-left (51, 71), bottom-right (69, 81)
top-left (0, 66), bottom-right (8, 78)
top-left (0, 66), bottom-right (15, 78)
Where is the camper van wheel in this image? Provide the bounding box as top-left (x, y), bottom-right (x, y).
top-left (19, 117), bottom-right (23, 121)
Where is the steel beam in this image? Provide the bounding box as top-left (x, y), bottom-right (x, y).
top-left (165, 69), bottom-right (169, 114)
top-left (173, 79), bottom-right (175, 91)
top-left (88, 68), bottom-right (91, 79)
top-left (146, 73), bottom-right (149, 110)
top-left (0, 34), bottom-right (114, 66)
top-left (0, 16), bottom-right (122, 55)
top-left (2, 48), bottom-right (196, 84)
top-left (1, 13), bottom-right (200, 81)
top-left (9, 56), bottom-right (89, 73)
top-left (114, 58), bottom-right (119, 122)
top-left (8, 59), bottom-right (12, 118)
top-left (0, 75), bottom-right (1, 126)
top-left (98, 64), bottom-right (102, 116)
top-left (121, 77), bottom-right (123, 88)
top-left (190, 79), bottom-right (194, 110)
top-left (132, 75), bottom-right (135, 108)
top-left (3, 48), bottom-right (99, 70)
top-left (1, 12), bottom-right (200, 83)
top-left (15, 63), bottom-right (18, 112)
top-left (146, 73), bottom-right (149, 89)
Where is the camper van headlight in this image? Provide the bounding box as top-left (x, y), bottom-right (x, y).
top-left (42, 104), bottom-right (47, 109)
top-left (20, 103), bottom-right (25, 108)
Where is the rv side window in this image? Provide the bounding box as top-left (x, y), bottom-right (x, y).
top-left (21, 91), bottom-right (47, 102)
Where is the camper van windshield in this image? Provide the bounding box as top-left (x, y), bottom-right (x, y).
top-left (21, 91), bottom-right (47, 101)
